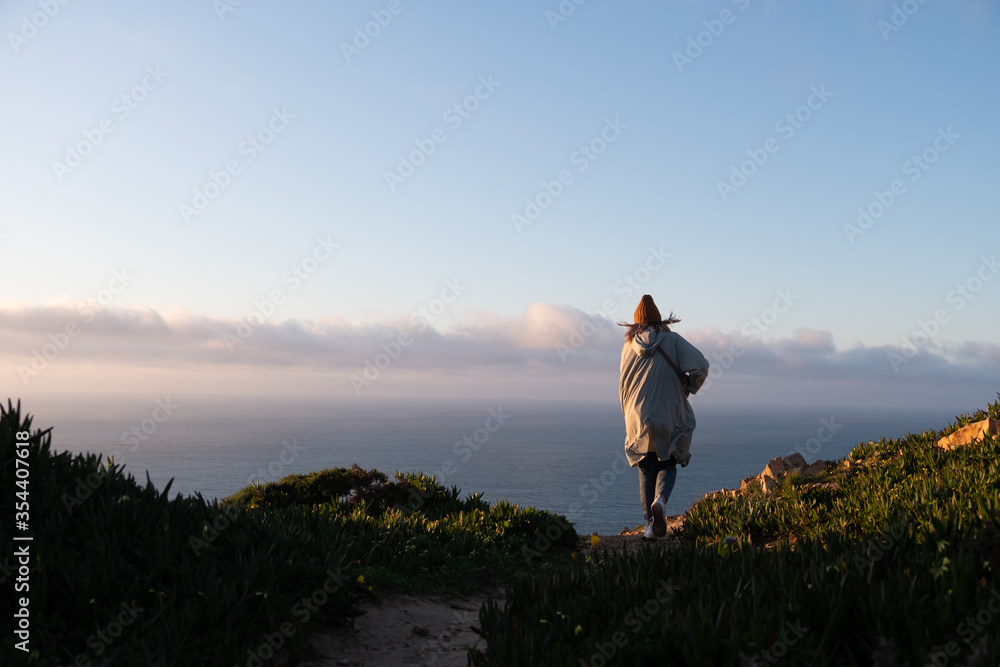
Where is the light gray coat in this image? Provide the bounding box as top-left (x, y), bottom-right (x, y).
top-left (619, 328), bottom-right (710, 468)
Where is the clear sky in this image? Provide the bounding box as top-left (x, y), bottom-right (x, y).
top-left (1, 0), bottom-right (998, 409)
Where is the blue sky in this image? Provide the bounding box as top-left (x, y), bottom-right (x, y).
top-left (1, 0), bottom-right (998, 408)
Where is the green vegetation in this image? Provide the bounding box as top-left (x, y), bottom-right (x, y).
top-left (4, 396), bottom-right (999, 665)
top-left (474, 397), bottom-right (1000, 665)
top-left (0, 399), bottom-right (573, 667)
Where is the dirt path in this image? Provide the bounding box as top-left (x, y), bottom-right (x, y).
top-left (305, 588), bottom-right (503, 667)
top-left (306, 517), bottom-right (683, 666)
top-left (579, 515), bottom-right (685, 557)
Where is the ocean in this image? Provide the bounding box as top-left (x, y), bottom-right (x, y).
top-left (13, 393), bottom-right (964, 536)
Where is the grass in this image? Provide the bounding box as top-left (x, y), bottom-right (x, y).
top-left (4, 395), bottom-right (999, 665)
top-left (473, 395), bottom-right (1000, 665)
top-left (0, 399), bottom-right (574, 666)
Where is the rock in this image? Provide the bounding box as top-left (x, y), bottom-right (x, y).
top-left (736, 456), bottom-right (830, 496)
top-left (763, 458), bottom-right (786, 479)
top-left (783, 452), bottom-right (808, 470)
top-left (937, 418), bottom-right (999, 450)
top-left (802, 461), bottom-right (826, 476)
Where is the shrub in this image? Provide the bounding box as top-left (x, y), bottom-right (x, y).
top-left (1, 398), bottom-right (577, 665)
top-left (473, 396), bottom-right (1000, 665)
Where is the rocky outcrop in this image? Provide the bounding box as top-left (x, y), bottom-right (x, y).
top-left (936, 418), bottom-right (999, 450)
top-left (740, 453), bottom-right (832, 494)
top-left (689, 416), bottom-right (998, 513)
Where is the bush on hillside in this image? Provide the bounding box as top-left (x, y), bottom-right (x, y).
top-left (473, 395), bottom-right (1000, 666)
top-left (223, 463), bottom-right (492, 519)
top-left (1, 398), bottom-right (576, 666)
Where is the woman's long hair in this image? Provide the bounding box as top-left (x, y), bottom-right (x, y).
top-left (618, 312), bottom-right (680, 343)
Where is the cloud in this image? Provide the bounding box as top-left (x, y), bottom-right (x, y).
top-left (1, 302), bottom-right (997, 403)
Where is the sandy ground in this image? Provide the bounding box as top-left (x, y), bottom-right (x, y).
top-left (305, 516), bottom-right (684, 666)
top-left (305, 588), bottom-right (503, 667)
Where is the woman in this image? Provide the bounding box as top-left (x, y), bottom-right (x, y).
top-left (619, 295), bottom-right (709, 539)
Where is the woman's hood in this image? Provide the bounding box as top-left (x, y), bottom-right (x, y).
top-left (629, 328), bottom-right (669, 358)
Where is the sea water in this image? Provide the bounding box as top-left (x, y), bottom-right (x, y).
top-left (16, 393), bottom-right (962, 535)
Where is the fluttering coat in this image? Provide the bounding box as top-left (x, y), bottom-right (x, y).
top-left (619, 327), bottom-right (710, 467)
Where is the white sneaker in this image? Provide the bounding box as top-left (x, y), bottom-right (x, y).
top-left (644, 519), bottom-right (656, 540)
top-left (650, 497), bottom-right (667, 537)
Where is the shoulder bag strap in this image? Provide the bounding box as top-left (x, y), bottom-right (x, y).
top-left (657, 345), bottom-right (690, 390)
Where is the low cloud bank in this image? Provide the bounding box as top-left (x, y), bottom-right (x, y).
top-left (2, 303), bottom-right (997, 402)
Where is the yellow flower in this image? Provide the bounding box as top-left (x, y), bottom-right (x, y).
top-left (575, 625), bottom-right (583, 635)
top-left (368, 586), bottom-right (373, 592)
top-left (357, 575), bottom-right (365, 584)
top-left (590, 534), bottom-right (600, 547)
top-left (356, 559), bottom-right (361, 565)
